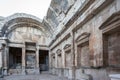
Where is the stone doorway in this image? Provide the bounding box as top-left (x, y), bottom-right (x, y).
top-left (77, 41), bottom-right (90, 68)
top-left (9, 47), bottom-right (22, 69)
top-left (8, 47), bottom-right (22, 75)
top-left (39, 50), bottom-right (49, 71)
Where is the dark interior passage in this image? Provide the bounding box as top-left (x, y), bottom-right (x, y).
top-left (39, 50), bottom-right (49, 71)
top-left (9, 47), bottom-right (22, 69)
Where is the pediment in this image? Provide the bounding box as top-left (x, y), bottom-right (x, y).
top-left (63, 44), bottom-right (71, 50)
top-left (51, 53), bottom-right (55, 58)
top-left (76, 32), bottom-right (90, 43)
top-left (56, 49), bottom-right (62, 53)
top-left (56, 49), bottom-right (62, 56)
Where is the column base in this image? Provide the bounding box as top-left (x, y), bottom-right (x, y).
top-left (3, 69), bottom-right (8, 76)
top-left (68, 66), bottom-right (76, 80)
top-left (21, 66), bottom-right (26, 75)
top-left (34, 68), bottom-right (40, 74)
top-left (21, 69), bottom-right (26, 75)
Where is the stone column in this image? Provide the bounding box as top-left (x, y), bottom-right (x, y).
top-left (21, 47), bottom-right (26, 75)
top-left (55, 52), bottom-right (58, 68)
top-left (0, 43), bottom-right (4, 77)
top-left (35, 45), bottom-right (39, 74)
top-left (69, 31), bottom-right (76, 80)
top-left (49, 50), bottom-right (52, 69)
top-left (48, 51), bottom-right (50, 73)
top-left (0, 44), bottom-right (3, 68)
top-left (3, 44), bottom-right (8, 76)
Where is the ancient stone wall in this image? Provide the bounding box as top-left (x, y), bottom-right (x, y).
top-left (0, 13), bottom-right (50, 75)
top-left (49, 0), bottom-right (120, 80)
top-left (7, 27), bottom-right (47, 45)
top-left (0, 0), bottom-right (120, 79)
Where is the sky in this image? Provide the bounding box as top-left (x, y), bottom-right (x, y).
top-left (0, 0), bottom-right (51, 19)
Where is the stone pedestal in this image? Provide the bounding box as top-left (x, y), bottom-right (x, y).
top-left (34, 68), bottom-right (40, 74)
top-left (68, 66), bottom-right (76, 80)
top-left (75, 69), bottom-right (92, 80)
top-left (109, 74), bottom-right (120, 80)
top-left (21, 67), bottom-right (26, 75)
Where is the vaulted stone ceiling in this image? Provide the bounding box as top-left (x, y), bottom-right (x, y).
top-left (42, 0), bottom-right (75, 36)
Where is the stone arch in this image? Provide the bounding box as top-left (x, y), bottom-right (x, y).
top-left (1, 13), bottom-right (45, 37)
top-left (5, 22), bottom-right (45, 37)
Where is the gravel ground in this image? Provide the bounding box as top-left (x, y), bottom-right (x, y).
top-left (1, 72), bottom-right (68, 80)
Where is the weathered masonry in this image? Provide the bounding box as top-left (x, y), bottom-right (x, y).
top-left (0, 14), bottom-right (50, 75)
top-left (47, 0), bottom-right (120, 80)
top-left (0, 0), bottom-right (120, 80)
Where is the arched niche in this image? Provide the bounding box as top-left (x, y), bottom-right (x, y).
top-left (75, 32), bottom-right (92, 68)
top-left (56, 49), bottom-right (62, 68)
top-left (99, 11), bottom-right (120, 68)
top-left (63, 44), bottom-right (72, 68)
top-left (51, 53), bottom-right (55, 68)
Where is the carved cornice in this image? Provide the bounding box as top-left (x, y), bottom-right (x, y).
top-left (99, 11), bottom-right (120, 33)
top-left (50, 33), bottom-right (71, 51)
top-left (49, 0), bottom-right (95, 47)
top-left (49, 0), bottom-right (113, 48)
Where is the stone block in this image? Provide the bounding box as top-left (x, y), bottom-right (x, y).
top-left (109, 74), bottom-right (120, 80)
top-left (76, 69), bottom-right (92, 80)
top-left (63, 69), bottom-right (69, 78)
top-left (84, 69), bottom-right (109, 80)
